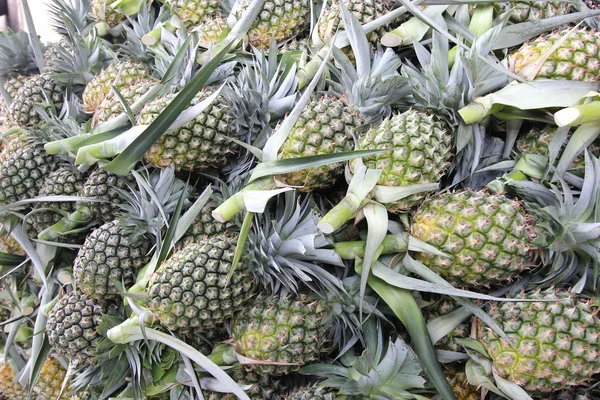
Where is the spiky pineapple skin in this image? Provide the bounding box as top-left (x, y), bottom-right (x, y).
top-left (0, 363), bottom-right (26, 400)
top-left (232, 293), bottom-right (330, 376)
top-left (411, 191), bottom-right (535, 287)
top-left (46, 291), bottom-right (113, 366)
top-left (82, 61), bottom-right (149, 113)
top-left (0, 138), bottom-right (56, 206)
top-left (279, 96), bottom-right (363, 191)
top-left (177, 199), bottom-right (233, 249)
top-left (509, 28), bottom-right (600, 81)
top-left (26, 165), bottom-right (85, 239)
top-left (205, 368), bottom-right (283, 399)
top-left (444, 365), bottom-right (479, 400)
top-left (92, 79), bottom-right (158, 126)
top-left (163, 0), bottom-right (220, 29)
top-left (82, 169), bottom-right (132, 223)
top-left (234, 0), bottom-right (311, 48)
top-left (196, 17), bottom-right (229, 47)
top-left (90, 0), bottom-right (125, 27)
top-left (317, 0), bottom-right (392, 45)
top-left (32, 358), bottom-right (69, 400)
top-left (74, 220), bottom-right (150, 298)
top-left (494, 1), bottom-right (572, 23)
top-left (9, 73), bottom-right (66, 127)
top-left (359, 110), bottom-right (451, 212)
top-left (479, 289), bottom-right (600, 393)
top-left (148, 236), bottom-right (254, 333)
top-left (138, 89), bottom-right (237, 171)
top-left (282, 385), bottom-right (336, 400)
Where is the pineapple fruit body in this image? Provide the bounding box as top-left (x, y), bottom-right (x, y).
top-left (478, 289), bottom-right (600, 393)
top-left (204, 367), bottom-right (282, 399)
top-left (147, 236), bottom-right (255, 333)
top-left (278, 96), bottom-right (363, 191)
top-left (74, 220), bottom-right (151, 298)
top-left (283, 385), bottom-right (336, 399)
top-left (162, 0), bottom-right (220, 29)
top-left (32, 358), bottom-right (69, 400)
top-left (232, 293), bottom-right (330, 375)
top-left (138, 89), bottom-right (237, 171)
top-left (82, 169), bottom-right (133, 223)
top-left (9, 73), bottom-right (66, 128)
top-left (0, 363), bottom-right (26, 400)
top-left (359, 110), bottom-right (451, 212)
top-left (411, 190), bottom-right (536, 287)
top-left (494, 1), bottom-right (572, 23)
top-left (93, 79), bottom-right (158, 126)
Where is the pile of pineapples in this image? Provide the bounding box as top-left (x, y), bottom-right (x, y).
top-left (2, 0), bottom-right (600, 399)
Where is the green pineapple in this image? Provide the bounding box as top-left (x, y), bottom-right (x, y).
top-left (357, 109), bottom-right (452, 212)
top-left (230, 0), bottom-right (311, 48)
top-left (8, 73), bottom-right (67, 128)
top-left (315, 0), bottom-right (392, 46)
top-left (147, 192), bottom-right (342, 334)
top-left (494, 1), bottom-right (572, 23)
top-left (425, 298), bottom-right (471, 353)
top-left (82, 60), bottom-right (151, 114)
top-left (46, 290), bottom-right (116, 366)
top-left (508, 28), bottom-right (600, 81)
top-left (476, 289), bottom-right (600, 393)
top-left (74, 168), bottom-right (186, 299)
top-left (161, 0), bottom-right (221, 29)
top-left (176, 197), bottom-right (234, 249)
top-left (82, 168), bottom-right (134, 224)
top-left (92, 78), bottom-right (158, 126)
top-left (410, 190), bottom-right (536, 287)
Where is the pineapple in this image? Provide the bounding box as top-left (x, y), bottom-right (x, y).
top-left (282, 385), bottom-right (336, 400)
top-left (410, 190), bottom-right (537, 288)
top-left (82, 60), bottom-right (151, 114)
top-left (8, 73), bottom-right (67, 128)
top-left (161, 0), bottom-right (221, 29)
top-left (138, 88), bottom-right (237, 172)
top-left (46, 290), bottom-right (116, 366)
top-left (0, 227), bottom-right (24, 256)
top-left (176, 197), bottom-right (234, 249)
top-left (32, 358), bottom-right (69, 400)
top-left (494, 1), bottom-right (572, 23)
top-left (230, 0), bottom-right (311, 49)
top-left (476, 288), bottom-right (600, 393)
top-left (508, 28), bottom-right (600, 81)
top-left (92, 79), bottom-right (159, 127)
top-left (74, 168), bottom-right (186, 299)
top-left (82, 168), bottom-right (134, 224)
top-left (196, 16), bottom-right (229, 47)
top-left (315, 0), bottom-right (392, 46)
top-left (444, 364), bottom-right (480, 400)
top-left (357, 109), bottom-right (452, 212)
top-left (425, 298), bottom-right (471, 353)
top-left (203, 366), bottom-right (283, 399)
top-left (147, 192), bottom-right (342, 334)
top-left (0, 363), bottom-right (26, 400)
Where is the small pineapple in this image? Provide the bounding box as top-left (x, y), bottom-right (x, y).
top-left (32, 358), bottom-right (69, 400)
top-left (176, 197), bottom-right (234, 249)
top-left (425, 298), bottom-right (471, 353)
top-left (410, 190), bottom-right (537, 287)
top-left (494, 1), bottom-right (572, 23)
top-left (0, 363), bottom-right (26, 400)
top-left (196, 16), bottom-right (229, 47)
top-left (477, 289), bottom-right (600, 393)
top-left (508, 28), bottom-right (600, 81)
top-left (82, 168), bottom-right (133, 223)
top-left (358, 109), bottom-right (452, 212)
top-left (8, 73), bottom-right (67, 128)
top-left (161, 0), bottom-right (221, 29)
top-left (46, 290), bottom-right (116, 366)
top-left (92, 79), bottom-right (158, 126)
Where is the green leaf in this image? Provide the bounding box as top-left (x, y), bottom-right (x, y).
top-left (104, 41), bottom-right (234, 175)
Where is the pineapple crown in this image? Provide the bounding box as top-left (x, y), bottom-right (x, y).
top-left (118, 2), bottom-right (171, 63)
top-left (301, 318), bottom-right (426, 398)
top-left (115, 166), bottom-right (190, 242)
top-left (244, 190), bottom-right (347, 296)
top-left (0, 30), bottom-right (38, 78)
top-left (48, 0), bottom-right (92, 39)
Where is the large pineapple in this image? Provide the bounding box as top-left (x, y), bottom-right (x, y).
top-left (8, 73), bottom-right (67, 128)
top-left (138, 88), bottom-right (237, 172)
top-left (82, 168), bottom-right (133, 223)
top-left (494, 1), bottom-right (572, 23)
top-left (357, 109), bottom-right (452, 212)
top-left (477, 289), bottom-right (600, 393)
top-left (231, 0), bottom-right (311, 48)
top-left (508, 28), bottom-right (600, 81)
top-left (161, 0), bottom-right (221, 29)
top-left (410, 190), bottom-right (537, 288)
top-left (46, 290), bottom-right (115, 366)
top-left (74, 168), bottom-right (186, 299)
top-left (147, 192), bottom-right (342, 334)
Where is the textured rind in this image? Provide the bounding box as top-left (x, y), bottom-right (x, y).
top-left (282, 384), bottom-right (336, 400)
top-left (163, 0), bottom-right (220, 29)
top-left (82, 61), bottom-right (149, 113)
top-left (93, 79), bottom-right (158, 126)
top-left (0, 140), bottom-right (56, 206)
top-left (9, 73), bottom-right (66, 127)
top-left (509, 28), bottom-right (600, 81)
top-left (46, 291), bottom-right (112, 366)
top-left (234, 0), bottom-right (311, 48)
top-left (360, 110), bottom-right (451, 212)
top-left (74, 220), bottom-right (151, 298)
top-left (177, 200), bottom-right (233, 249)
top-left (411, 190), bottom-right (535, 287)
top-left (196, 17), bottom-right (229, 47)
top-left (148, 236), bottom-right (255, 333)
top-left (90, 0), bottom-right (125, 27)
top-left (317, 0), bottom-right (392, 45)
top-left (479, 289), bottom-right (600, 393)
top-left (232, 293), bottom-right (330, 375)
top-left (139, 89), bottom-right (237, 171)
top-left (279, 96), bottom-right (362, 191)
top-left (494, 1), bottom-right (571, 23)
top-left (32, 358), bottom-right (69, 400)
top-left (82, 169), bottom-right (133, 223)
top-left (0, 363), bottom-right (26, 400)
top-left (444, 365), bottom-right (480, 400)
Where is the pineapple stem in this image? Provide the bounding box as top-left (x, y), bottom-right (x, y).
top-left (335, 234), bottom-right (409, 259)
top-left (514, 154), bottom-right (548, 179)
top-left (212, 177), bottom-right (276, 222)
top-left (208, 344), bottom-right (239, 366)
top-left (297, 46), bottom-right (329, 90)
top-left (37, 206), bottom-right (92, 241)
top-left (318, 194), bottom-right (362, 234)
top-left (458, 101), bottom-right (490, 124)
top-left (380, 5), bottom-right (449, 47)
top-left (555, 101), bottom-right (600, 127)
